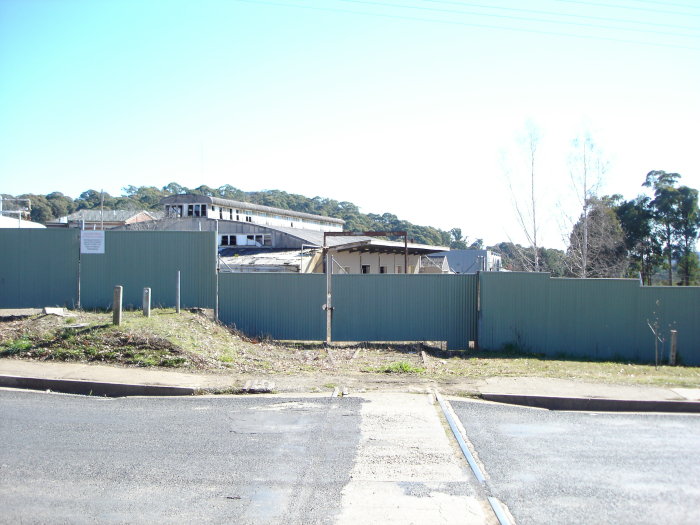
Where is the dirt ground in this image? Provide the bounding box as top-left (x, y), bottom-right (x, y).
top-left (2, 308), bottom-right (699, 389)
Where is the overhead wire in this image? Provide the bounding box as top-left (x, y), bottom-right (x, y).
top-left (335, 0), bottom-right (700, 38)
top-left (617, 0), bottom-right (700, 9)
top-left (233, 0), bottom-right (700, 50)
top-left (549, 0), bottom-right (700, 17)
top-left (420, 0), bottom-right (700, 32)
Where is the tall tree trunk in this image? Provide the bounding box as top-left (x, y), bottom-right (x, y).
top-left (666, 223), bottom-right (673, 285)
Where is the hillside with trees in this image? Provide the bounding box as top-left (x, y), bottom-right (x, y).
top-left (2, 184), bottom-right (458, 248)
top-left (3, 171), bottom-right (698, 284)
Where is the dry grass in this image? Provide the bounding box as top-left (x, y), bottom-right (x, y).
top-left (1, 309), bottom-right (699, 388)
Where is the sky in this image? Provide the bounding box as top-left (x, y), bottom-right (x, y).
top-left (1, 0), bottom-right (698, 249)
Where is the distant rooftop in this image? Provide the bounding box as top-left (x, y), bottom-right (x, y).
top-left (54, 209), bottom-right (159, 223)
top-left (161, 194), bottom-right (345, 225)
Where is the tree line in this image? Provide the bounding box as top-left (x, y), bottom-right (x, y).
top-left (2, 184), bottom-right (456, 248)
top-left (3, 172), bottom-right (698, 284)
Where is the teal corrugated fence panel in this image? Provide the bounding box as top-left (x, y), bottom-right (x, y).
top-left (479, 272), bottom-right (700, 365)
top-left (332, 274), bottom-right (477, 349)
top-left (546, 278), bottom-right (648, 361)
top-left (80, 231), bottom-right (216, 309)
top-left (0, 229), bottom-right (79, 308)
top-left (636, 287), bottom-right (700, 365)
top-left (218, 273), bottom-right (325, 340)
top-left (478, 272), bottom-right (551, 352)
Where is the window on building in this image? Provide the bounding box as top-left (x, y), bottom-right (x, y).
top-left (263, 235), bottom-right (272, 246)
top-left (229, 209), bottom-right (233, 220)
top-left (188, 205), bottom-right (194, 216)
top-left (380, 266), bottom-right (387, 274)
top-left (361, 265), bottom-right (371, 274)
top-left (220, 235), bottom-right (238, 246)
top-left (396, 266), bottom-right (404, 274)
top-left (246, 216), bottom-right (252, 222)
top-left (201, 205), bottom-right (207, 216)
top-left (219, 208), bottom-right (223, 219)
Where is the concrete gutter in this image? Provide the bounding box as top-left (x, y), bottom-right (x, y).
top-left (480, 393), bottom-right (700, 413)
top-left (0, 375), bottom-right (196, 397)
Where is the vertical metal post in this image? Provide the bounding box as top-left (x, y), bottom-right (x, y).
top-left (176, 270), bottom-right (181, 314)
top-left (215, 224), bottom-right (219, 321)
top-left (404, 234), bottom-right (408, 274)
top-left (76, 234), bottom-right (81, 310)
top-left (113, 286), bottom-right (123, 326)
top-left (325, 250), bottom-right (333, 345)
top-left (143, 287), bottom-right (151, 317)
top-left (669, 330), bottom-right (678, 365)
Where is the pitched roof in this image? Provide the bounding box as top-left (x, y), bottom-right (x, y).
top-left (161, 194), bottom-right (345, 225)
top-left (57, 209), bottom-right (157, 223)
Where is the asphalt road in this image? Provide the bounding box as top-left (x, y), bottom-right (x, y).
top-left (451, 400), bottom-right (700, 525)
top-left (0, 390), bottom-right (362, 524)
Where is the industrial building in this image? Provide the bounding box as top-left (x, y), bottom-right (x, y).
top-left (116, 194), bottom-right (449, 274)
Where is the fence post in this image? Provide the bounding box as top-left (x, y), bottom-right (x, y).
top-left (113, 286), bottom-right (123, 326)
top-left (176, 270), bottom-right (181, 314)
top-left (669, 330), bottom-right (678, 365)
top-left (325, 251), bottom-right (333, 345)
top-left (143, 287), bottom-right (151, 318)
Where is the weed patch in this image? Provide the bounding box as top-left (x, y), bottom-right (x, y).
top-left (374, 361), bottom-right (426, 374)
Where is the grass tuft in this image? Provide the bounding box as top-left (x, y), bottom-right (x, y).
top-left (377, 361), bottom-right (426, 374)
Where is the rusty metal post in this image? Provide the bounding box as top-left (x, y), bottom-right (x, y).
top-left (669, 330), bottom-right (678, 365)
top-left (113, 285), bottom-right (123, 326)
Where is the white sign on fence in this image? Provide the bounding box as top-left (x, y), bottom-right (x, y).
top-left (80, 230), bottom-right (105, 254)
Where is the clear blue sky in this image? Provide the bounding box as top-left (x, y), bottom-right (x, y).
top-left (1, 0), bottom-right (698, 248)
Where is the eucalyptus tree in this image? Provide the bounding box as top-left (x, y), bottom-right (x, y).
top-left (615, 195), bottom-right (661, 285)
top-left (642, 170), bottom-right (700, 285)
top-left (675, 185), bottom-right (700, 285)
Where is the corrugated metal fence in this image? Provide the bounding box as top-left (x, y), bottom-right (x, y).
top-left (218, 274), bottom-right (325, 340)
top-left (218, 273), bottom-right (478, 349)
top-left (0, 229), bottom-right (79, 308)
top-left (80, 231), bottom-right (217, 309)
top-left (2, 229), bottom-right (699, 362)
top-left (479, 272), bottom-right (700, 365)
top-left (0, 230), bottom-right (216, 310)
top-left (332, 274), bottom-right (477, 349)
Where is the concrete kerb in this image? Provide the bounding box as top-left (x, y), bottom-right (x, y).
top-left (480, 393), bottom-right (700, 413)
top-left (0, 375), bottom-right (197, 397)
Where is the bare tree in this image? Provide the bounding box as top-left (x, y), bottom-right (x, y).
top-left (566, 197), bottom-right (628, 278)
top-left (503, 121), bottom-right (541, 271)
top-left (565, 133), bottom-right (607, 277)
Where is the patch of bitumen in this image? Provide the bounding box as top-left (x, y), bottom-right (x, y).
top-left (450, 399), bottom-right (700, 525)
top-left (0, 390), bottom-right (364, 524)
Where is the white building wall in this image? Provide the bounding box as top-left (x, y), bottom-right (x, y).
top-left (330, 252), bottom-right (420, 274)
top-left (167, 202), bottom-right (342, 232)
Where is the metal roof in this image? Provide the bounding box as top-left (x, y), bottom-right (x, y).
top-left (161, 194), bottom-right (345, 225)
top-left (0, 215), bottom-right (46, 229)
top-left (56, 209), bottom-right (157, 223)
